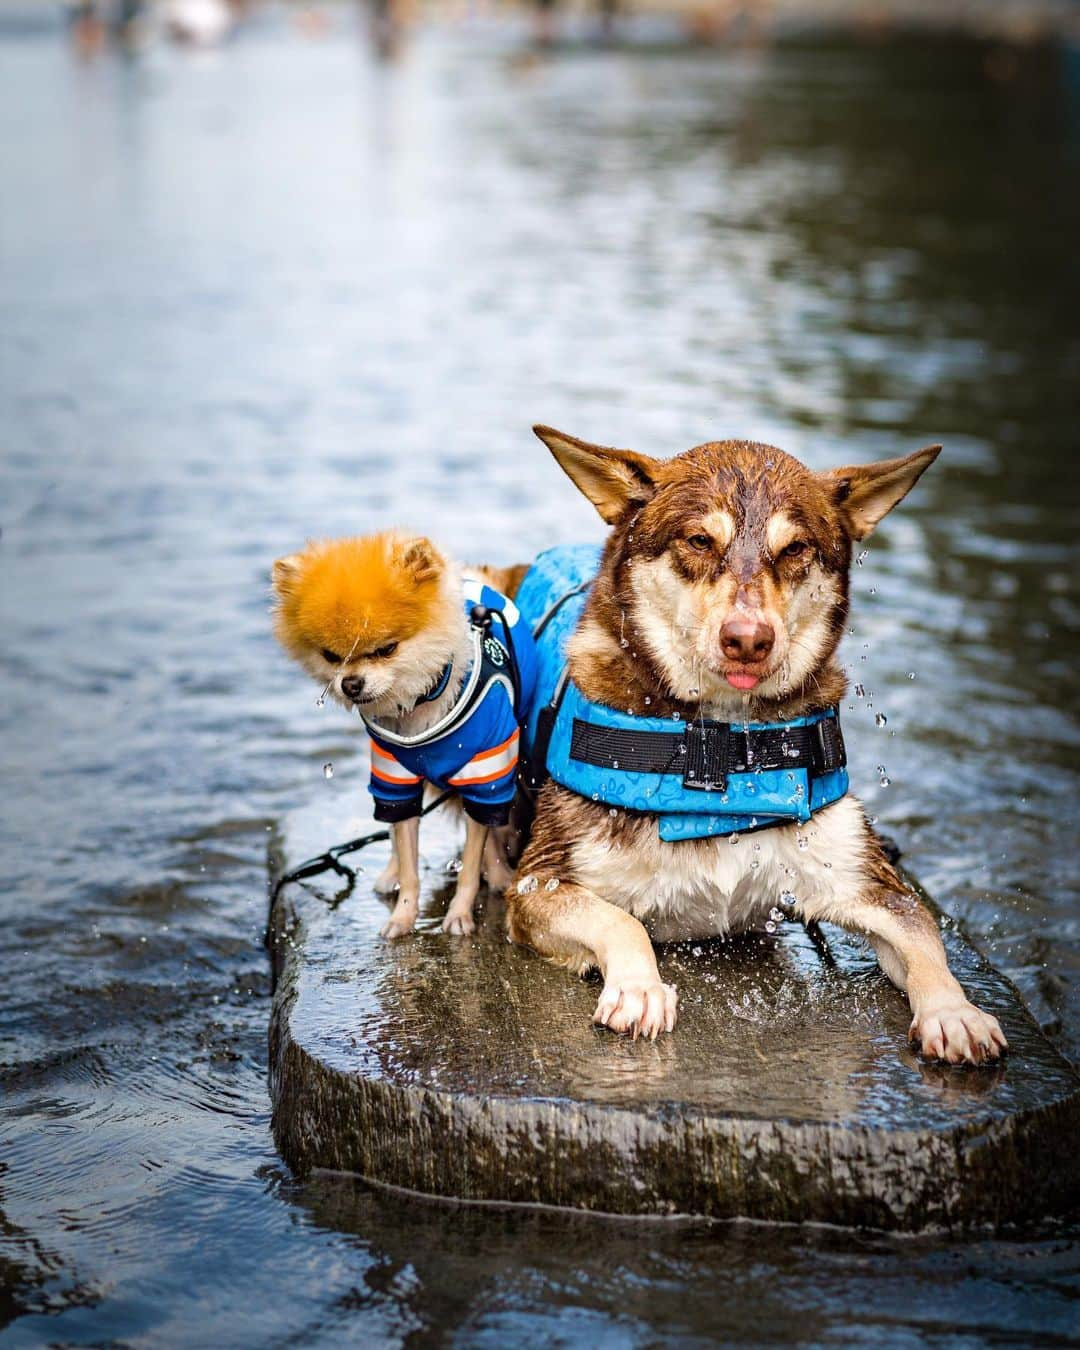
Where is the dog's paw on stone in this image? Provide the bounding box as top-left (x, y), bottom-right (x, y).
top-left (909, 1001), bottom-right (1008, 1066)
top-left (441, 909), bottom-right (476, 936)
top-left (593, 980), bottom-right (678, 1041)
top-left (380, 913), bottom-right (416, 940)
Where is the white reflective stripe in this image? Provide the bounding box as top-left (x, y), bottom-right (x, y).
top-left (462, 575), bottom-right (519, 627)
top-left (448, 731), bottom-right (519, 786)
top-left (370, 744), bottom-right (422, 784)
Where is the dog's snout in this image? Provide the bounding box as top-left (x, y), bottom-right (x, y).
top-left (341, 674), bottom-right (366, 701)
top-left (720, 617), bottom-right (775, 663)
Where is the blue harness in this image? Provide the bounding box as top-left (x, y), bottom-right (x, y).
top-left (513, 544), bottom-right (849, 843)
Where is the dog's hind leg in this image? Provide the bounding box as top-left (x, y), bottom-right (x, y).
top-left (508, 877), bottom-right (677, 1041)
top-left (381, 817), bottom-right (421, 940)
top-left (810, 885), bottom-right (1008, 1066)
top-left (373, 828), bottom-right (400, 896)
top-left (442, 815), bottom-right (485, 936)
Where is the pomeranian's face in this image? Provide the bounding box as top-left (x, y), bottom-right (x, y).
top-left (272, 532), bottom-right (460, 718)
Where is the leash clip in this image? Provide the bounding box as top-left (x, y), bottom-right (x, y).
top-left (683, 722), bottom-right (729, 793)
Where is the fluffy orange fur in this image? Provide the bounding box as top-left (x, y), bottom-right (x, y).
top-left (273, 533), bottom-right (443, 660)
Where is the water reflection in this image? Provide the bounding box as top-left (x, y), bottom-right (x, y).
top-left (1, 13), bottom-right (1077, 1342)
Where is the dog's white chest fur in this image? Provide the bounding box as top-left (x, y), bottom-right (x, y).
top-left (569, 794), bottom-right (868, 941)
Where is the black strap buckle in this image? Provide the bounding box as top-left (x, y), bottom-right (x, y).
top-left (811, 716), bottom-right (846, 774)
top-left (683, 722), bottom-right (729, 793)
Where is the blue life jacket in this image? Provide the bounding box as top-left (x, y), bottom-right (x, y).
top-left (362, 578), bottom-right (539, 827)
top-left (513, 544), bottom-right (849, 843)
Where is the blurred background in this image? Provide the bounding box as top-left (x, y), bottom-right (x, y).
top-left (1, 1), bottom-right (1078, 1342)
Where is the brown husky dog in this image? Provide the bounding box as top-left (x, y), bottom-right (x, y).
top-left (507, 426), bottom-right (1007, 1067)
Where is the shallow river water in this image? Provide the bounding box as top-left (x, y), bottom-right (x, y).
top-left (1, 10), bottom-right (1078, 1344)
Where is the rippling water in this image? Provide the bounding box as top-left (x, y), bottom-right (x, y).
top-left (1, 11), bottom-right (1078, 1342)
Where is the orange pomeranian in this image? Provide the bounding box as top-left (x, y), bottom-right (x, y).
top-left (272, 531), bottom-right (536, 939)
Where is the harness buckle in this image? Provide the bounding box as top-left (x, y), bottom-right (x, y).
top-left (811, 715), bottom-right (847, 775)
top-left (683, 722), bottom-right (729, 793)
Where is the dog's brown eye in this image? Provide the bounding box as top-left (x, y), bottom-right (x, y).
top-left (782, 540), bottom-right (808, 558)
top-left (321, 648), bottom-right (342, 664)
top-left (686, 534), bottom-right (712, 552)
top-left (374, 641), bottom-right (398, 659)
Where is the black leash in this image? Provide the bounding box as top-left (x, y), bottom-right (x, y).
top-left (270, 789), bottom-right (454, 908)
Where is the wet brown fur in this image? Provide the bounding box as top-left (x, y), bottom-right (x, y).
top-left (506, 426), bottom-right (1008, 1064)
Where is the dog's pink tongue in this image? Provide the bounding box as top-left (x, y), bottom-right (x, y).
top-left (726, 672), bottom-right (760, 690)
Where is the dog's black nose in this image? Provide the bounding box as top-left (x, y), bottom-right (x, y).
top-left (341, 674), bottom-right (366, 701)
top-left (720, 617), bottom-right (775, 663)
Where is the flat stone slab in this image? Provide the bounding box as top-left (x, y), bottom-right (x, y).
top-left (268, 798), bottom-right (1080, 1231)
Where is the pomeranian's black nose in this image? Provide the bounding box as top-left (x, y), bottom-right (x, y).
top-left (341, 674), bottom-right (366, 702)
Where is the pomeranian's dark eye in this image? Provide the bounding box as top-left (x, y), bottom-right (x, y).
top-left (686, 534), bottom-right (712, 552)
top-left (781, 540), bottom-right (808, 558)
top-left (321, 648), bottom-right (342, 664)
top-left (373, 641), bottom-right (398, 659)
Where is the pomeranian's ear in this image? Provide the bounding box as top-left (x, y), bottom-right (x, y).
top-left (534, 424), bottom-right (659, 525)
top-left (820, 445), bottom-right (941, 541)
top-left (398, 537), bottom-right (442, 584)
top-left (272, 555), bottom-right (303, 593)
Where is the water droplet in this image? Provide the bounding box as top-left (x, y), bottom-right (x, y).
top-left (780, 891), bottom-right (797, 911)
top-left (612, 760), bottom-right (620, 769)
top-left (907, 671), bottom-right (917, 680)
top-left (323, 762), bottom-right (334, 779)
top-left (750, 860), bottom-right (760, 871)
top-left (644, 696), bottom-right (652, 706)
top-left (620, 638), bottom-right (629, 649)
top-left (729, 833), bottom-right (741, 846)
top-left (764, 920), bottom-right (776, 933)
top-left (868, 587), bottom-right (876, 595)
top-left (854, 683), bottom-right (865, 698)
top-left (688, 687), bottom-right (699, 698)
top-left (671, 711), bottom-right (682, 722)
top-left (856, 549), bottom-right (869, 566)
top-left (517, 875), bottom-right (539, 895)
top-left (315, 696), bottom-right (326, 708)
top-left (879, 774), bottom-right (891, 787)
top-left (796, 835), bottom-right (809, 851)
top-left (544, 878), bottom-right (560, 892)
top-left (609, 808), bottom-right (618, 817)
top-left (875, 713), bottom-right (887, 727)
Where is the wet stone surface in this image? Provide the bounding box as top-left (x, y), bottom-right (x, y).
top-left (269, 799), bottom-right (1080, 1232)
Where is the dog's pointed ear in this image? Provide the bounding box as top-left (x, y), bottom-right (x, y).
top-left (398, 536), bottom-right (442, 584)
top-left (272, 555), bottom-right (303, 593)
top-left (821, 445), bottom-right (941, 541)
top-left (534, 424), bottom-right (659, 525)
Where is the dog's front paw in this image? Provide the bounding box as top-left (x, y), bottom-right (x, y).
top-left (380, 901), bottom-right (417, 940)
top-left (909, 1000), bottom-right (1008, 1066)
top-left (593, 979), bottom-right (678, 1041)
top-left (441, 908), bottom-right (476, 936)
